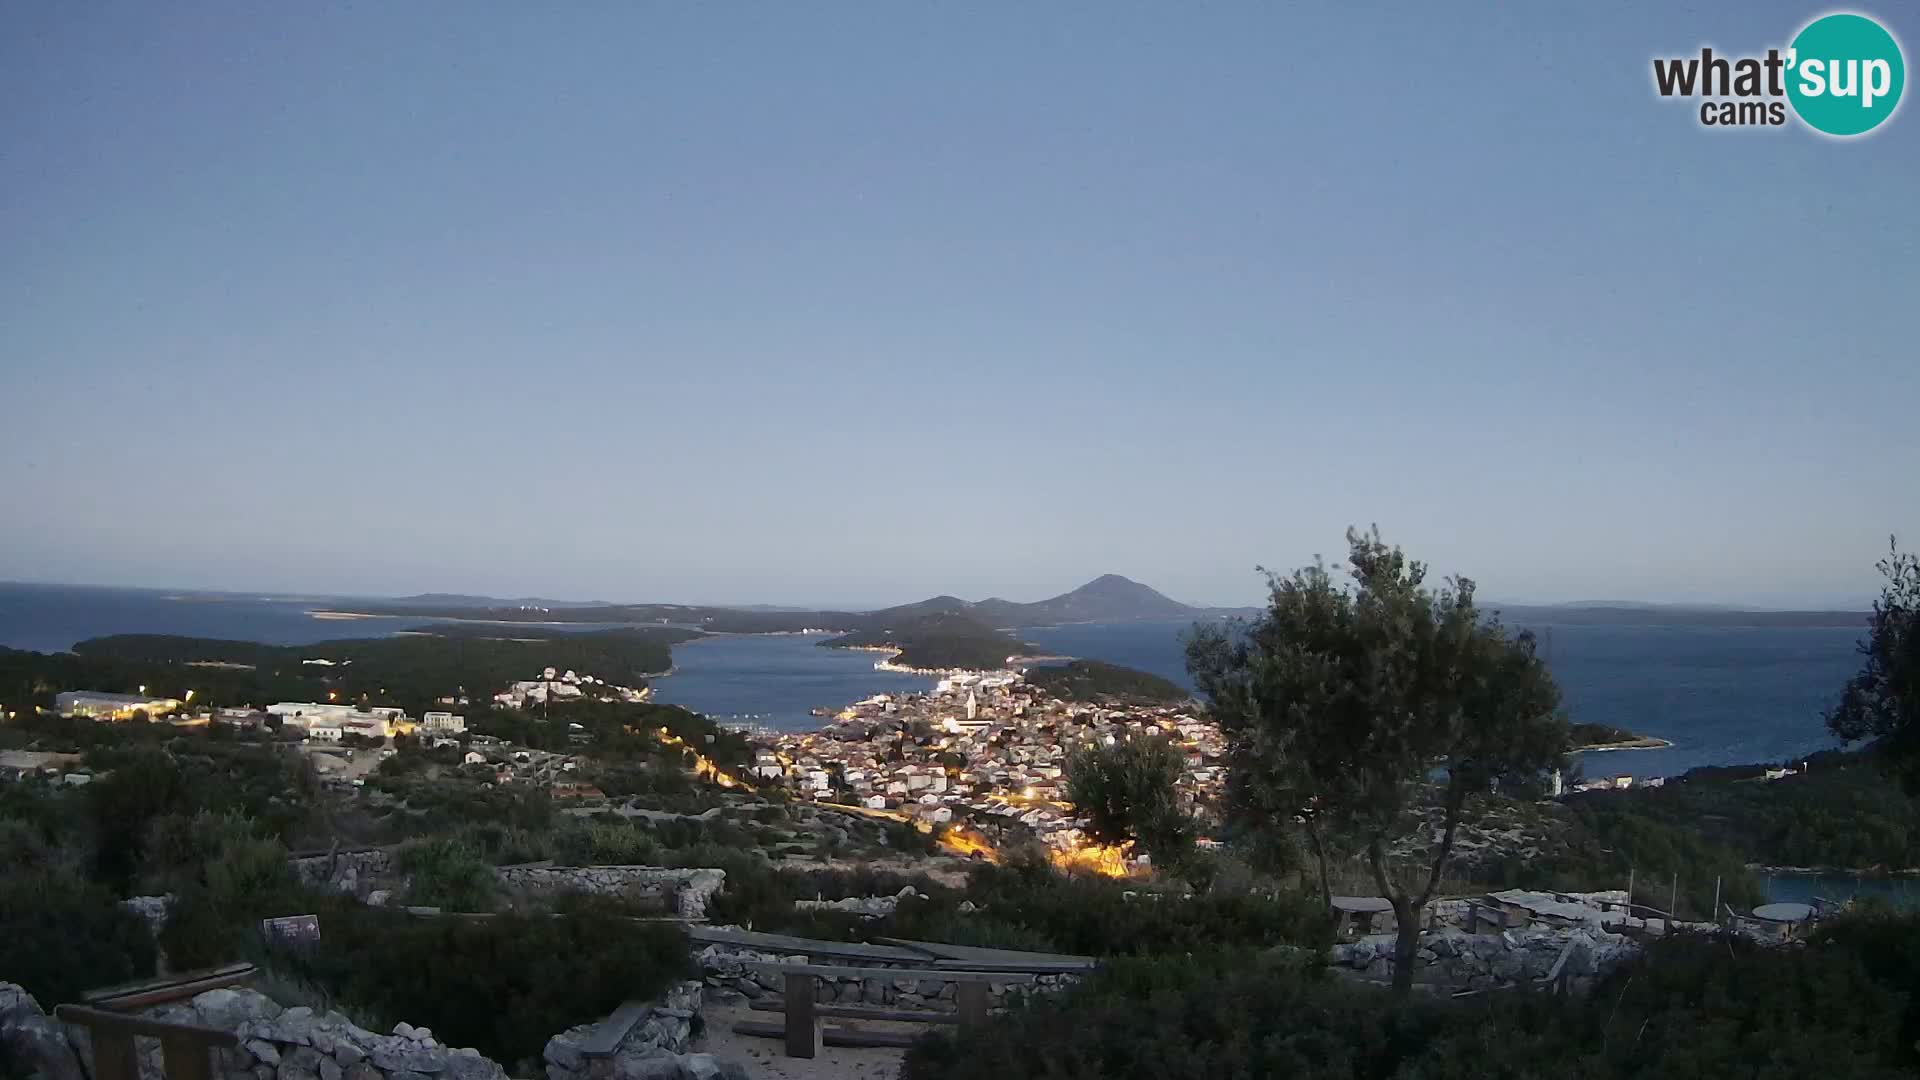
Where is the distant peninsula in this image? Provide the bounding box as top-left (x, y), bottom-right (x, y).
top-left (1567, 721), bottom-right (1673, 752)
top-left (818, 613), bottom-right (1037, 672)
top-left (1023, 659), bottom-right (1191, 705)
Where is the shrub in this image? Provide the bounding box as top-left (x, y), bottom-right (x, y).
top-left (0, 869), bottom-right (155, 1006)
top-left (903, 916), bottom-right (1920, 1080)
top-left (283, 907), bottom-right (691, 1066)
top-left (396, 838), bottom-right (499, 911)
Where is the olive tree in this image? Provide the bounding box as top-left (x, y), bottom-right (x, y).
top-left (1187, 528), bottom-right (1565, 994)
top-left (1828, 537), bottom-right (1920, 794)
top-left (1066, 735), bottom-right (1195, 872)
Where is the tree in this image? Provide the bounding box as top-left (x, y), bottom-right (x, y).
top-left (1186, 528), bottom-right (1566, 994)
top-left (1828, 537), bottom-right (1920, 795)
top-left (1066, 735), bottom-right (1196, 873)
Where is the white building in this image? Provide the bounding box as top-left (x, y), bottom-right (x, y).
top-left (303, 723), bottom-right (343, 742)
top-left (269, 702), bottom-right (405, 725)
top-left (56, 691), bottom-right (181, 720)
top-left (422, 711), bottom-right (467, 733)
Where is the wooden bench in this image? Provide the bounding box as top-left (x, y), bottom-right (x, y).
top-left (737, 963), bottom-right (1036, 1059)
top-left (84, 964), bottom-right (257, 1011)
top-left (55, 1005), bottom-right (239, 1080)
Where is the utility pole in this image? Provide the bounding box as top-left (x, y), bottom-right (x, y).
top-left (1713, 876), bottom-right (1723, 926)
top-left (1670, 874), bottom-right (1678, 922)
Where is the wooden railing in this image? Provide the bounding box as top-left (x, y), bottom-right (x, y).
top-left (54, 1005), bottom-right (238, 1080)
top-left (737, 962), bottom-right (1035, 1059)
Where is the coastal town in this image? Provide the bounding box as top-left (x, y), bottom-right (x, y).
top-left (21, 658), bottom-right (1738, 862)
top-left (749, 670), bottom-right (1226, 864)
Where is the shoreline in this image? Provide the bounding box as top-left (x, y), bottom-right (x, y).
top-left (1752, 864), bottom-right (1920, 880)
top-left (1570, 736), bottom-right (1674, 753)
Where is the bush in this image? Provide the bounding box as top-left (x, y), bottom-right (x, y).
top-left (0, 869), bottom-right (155, 1006)
top-left (904, 916), bottom-right (1920, 1080)
top-left (396, 838), bottom-right (499, 911)
top-left (283, 907), bottom-right (691, 1066)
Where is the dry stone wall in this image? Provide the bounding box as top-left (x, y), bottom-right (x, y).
top-left (61, 988), bottom-right (507, 1080)
top-left (493, 867), bottom-right (725, 921)
top-left (1327, 926), bottom-right (1640, 993)
top-left (289, 850), bottom-right (396, 902)
top-left (694, 937), bottom-right (1077, 1012)
top-left (287, 855), bottom-right (726, 920)
top-left (542, 982), bottom-right (745, 1080)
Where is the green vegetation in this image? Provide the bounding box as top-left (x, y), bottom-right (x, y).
top-left (1188, 528), bottom-right (1567, 993)
top-left (1573, 748), bottom-right (1920, 872)
top-left (1, 625), bottom-right (691, 719)
top-left (904, 913), bottom-right (1920, 1079)
top-left (279, 904), bottom-right (691, 1066)
top-left (821, 612), bottom-right (1036, 670)
top-left (1025, 660), bottom-right (1190, 704)
top-left (708, 854), bottom-right (1330, 958)
top-left (1829, 537), bottom-right (1920, 794)
top-left (0, 866), bottom-right (155, 1009)
top-left (1567, 721), bottom-right (1661, 748)
top-left (1066, 736), bottom-right (1197, 875)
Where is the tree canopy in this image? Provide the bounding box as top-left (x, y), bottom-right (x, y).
top-left (1066, 735), bottom-right (1195, 871)
top-left (1186, 527), bottom-right (1566, 993)
top-left (1828, 537), bottom-right (1920, 794)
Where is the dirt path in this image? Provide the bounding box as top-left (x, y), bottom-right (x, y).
top-left (696, 1003), bottom-right (915, 1080)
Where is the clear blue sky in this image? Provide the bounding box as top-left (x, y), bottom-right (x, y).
top-left (3, 2), bottom-right (1915, 609)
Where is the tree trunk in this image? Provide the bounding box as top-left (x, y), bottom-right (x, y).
top-left (1390, 897), bottom-right (1422, 995)
top-left (1305, 818), bottom-right (1334, 913)
top-left (1365, 837), bottom-right (1422, 996)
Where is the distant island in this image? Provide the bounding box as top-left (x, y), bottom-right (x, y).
top-left (322, 575), bottom-right (1870, 635)
top-left (1567, 721), bottom-right (1673, 752)
top-left (1023, 659), bottom-right (1191, 705)
top-left (1, 624), bottom-right (696, 717)
top-left (818, 613), bottom-right (1037, 672)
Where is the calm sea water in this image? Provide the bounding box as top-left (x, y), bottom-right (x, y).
top-left (0, 584), bottom-right (1867, 778)
top-left (0, 583), bottom-right (433, 651)
top-left (1015, 618), bottom-right (1865, 781)
top-left (649, 634), bottom-right (934, 727)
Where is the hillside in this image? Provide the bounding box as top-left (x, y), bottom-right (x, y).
top-left (879, 574), bottom-right (1202, 625)
top-left (1024, 660), bottom-right (1191, 705)
top-left (818, 613), bottom-right (1037, 671)
top-left (8, 626), bottom-right (697, 716)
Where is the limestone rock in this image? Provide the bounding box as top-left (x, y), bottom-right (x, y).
top-left (0, 984), bottom-right (85, 1080)
top-left (370, 1042), bottom-right (446, 1074)
top-left (247, 1041), bottom-right (283, 1066)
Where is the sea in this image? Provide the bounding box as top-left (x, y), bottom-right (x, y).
top-left (1, 582), bottom-right (1904, 903)
top-left (0, 584), bottom-right (1866, 777)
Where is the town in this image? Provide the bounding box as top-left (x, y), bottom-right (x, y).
top-left (752, 670), bottom-right (1226, 866)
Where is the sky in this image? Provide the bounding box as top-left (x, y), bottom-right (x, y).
top-left (2, 3), bottom-right (1916, 610)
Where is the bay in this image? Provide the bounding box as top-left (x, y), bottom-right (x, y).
top-left (1014, 618), bottom-right (1865, 780)
top-left (0, 584), bottom-right (1871, 780)
top-left (647, 633), bottom-right (934, 729)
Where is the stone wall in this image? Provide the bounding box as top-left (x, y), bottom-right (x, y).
top-left (694, 938), bottom-right (1077, 1012)
top-left (289, 850), bottom-right (396, 902)
top-left (287, 855), bottom-right (726, 920)
top-left (542, 983), bottom-right (745, 1080)
top-left (493, 867), bottom-right (725, 921)
top-left (1, 984), bottom-right (506, 1080)
top-left (791, 886), bottom-right (922, 919)
top-left (1327, 926), bottom-right (1640, 994)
